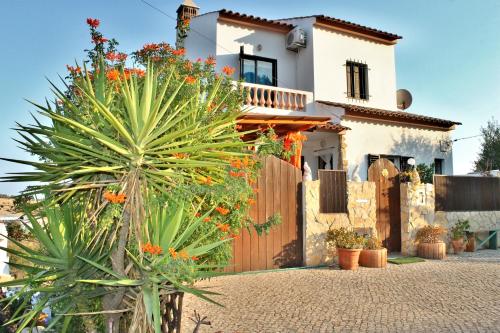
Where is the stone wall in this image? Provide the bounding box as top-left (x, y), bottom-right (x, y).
top-left (401, 183), bottom-right (500, 256)
top-left (400, 183), bottom-right (435, 256)
top-left (302, 180), bottom-right (376, 266)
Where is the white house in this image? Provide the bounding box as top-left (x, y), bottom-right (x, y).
top-left (178, 1), bottom-right (461, 180)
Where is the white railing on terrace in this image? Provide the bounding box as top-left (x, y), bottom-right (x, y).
top-left (240, 82), bottom-right (311, 112)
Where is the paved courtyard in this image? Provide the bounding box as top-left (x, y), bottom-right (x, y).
top-left (181, 250), bottom-right (500, 332)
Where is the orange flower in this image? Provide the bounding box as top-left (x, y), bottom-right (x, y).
top-left (185, 76), bottom-right (196, 84)
top-left (106, 69), bottom-right (120, 81)
top-left (142, 43), bottom-right (160, 51)
top-left (215, 207), bottom-right (230, 215)
top-left (66, 65), bottom-right (81, 74)
top-left (222, 65), bottom-right (235, 76)
top-left (205, 56), bottom-right (216, 66)
top-left (229, 170), bottom-right (239, 178)
top-left (191, 256), bottom-right (199, 261)
top-left (86, 18), bottom-right (100, 28)
top-left (253, 188), bottom-right (259, 194)
top-left (133, 68), bottom-right (145, 77)
top-left (216, 223), bottom-right (230, 232)
top-left (230, 233), bottom-right (239, 239)
top-left (203, 216), bottom-right (211, 223)
top-left (184, 61), bottom-right (193, 71)
top-left (195, 212), bottom-right (201, 217)
top-left (235, 203), bottom-right (240, 210)
top-left (169, 247), bottom-right (178, 259)
top-left (179, 250), bottom-right (189, 260)
top-left (248, 198), bottom-right (256, 206)
top-left (173, 153), bottom-right (188, 159)
top-left (172, 48), bottom-right (186, 56)
top-left (230, 159), bottom-right (242, 169)
top-left (142, 242), bottom-right (162, 255)
top-left (203, 176), bottom-right (212, 185)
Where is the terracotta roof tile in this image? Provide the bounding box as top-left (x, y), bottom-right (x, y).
top-left (317, 101), bottom-right (461, 129)
top-left (314, 15), bottom-right (401, 41)
top-left (310, 123), bottom-right (351, 133)
top-left (219, 9), bottom-right (295, 31)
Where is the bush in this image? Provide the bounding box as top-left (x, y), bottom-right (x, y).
top-left (364, 235), bottom-right (384, 250)
top-left (450, 219), bottom-right (470, 240)
top-left (326, 227), bottom-right (365, 249)
top-left (415, 225), bottom-right (446, 243)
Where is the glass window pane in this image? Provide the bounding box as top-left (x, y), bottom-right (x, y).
top-left (256, 60), bottom-right (273, 86)
top-left (243, 59), bottom-right (256, 83)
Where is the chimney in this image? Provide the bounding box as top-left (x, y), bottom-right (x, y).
top-left (176, 0), bottom-right (199, 48)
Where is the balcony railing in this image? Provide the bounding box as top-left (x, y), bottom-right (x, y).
top-left (241, 82), bottom-right (310, 111)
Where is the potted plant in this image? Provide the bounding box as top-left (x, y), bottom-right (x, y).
top-left (450, 219), bottom-right (470, 254)
top-left (359, 235), bottom-right (387, 268)
top-left (465, 231), bottom-right (476, 252)
top-left (415, 225), bottom-right (447, 259)
top-left (326, 227), bottom-right (365, 270)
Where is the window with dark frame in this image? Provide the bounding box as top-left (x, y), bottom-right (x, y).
top-left (239, 46), bottom-right (277, 87)
top-left (346, 61), bottom-right (369, 100)
top-left (434, 158), bottom-right (444, 175)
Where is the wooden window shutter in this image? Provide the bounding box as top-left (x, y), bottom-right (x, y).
top-left (353, 64), bottom-right (360, 99)
top-left (362, 65), bottom-right (369, 99)
top-left (346, 63), bottom-right (352, 98)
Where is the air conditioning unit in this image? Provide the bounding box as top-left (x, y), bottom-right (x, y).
top-left (286, 27), bottom-right (306, 51)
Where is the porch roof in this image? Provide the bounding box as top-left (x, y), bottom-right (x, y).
top-left (317, 101), bottom-right (461, 130)
top-left (309, 123), bottom-right (351, 134)
top-left (237, 114), bottom-right (330, 135)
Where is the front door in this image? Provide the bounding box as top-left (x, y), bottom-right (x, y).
top-left (368, 158), bottom-right (401, 252)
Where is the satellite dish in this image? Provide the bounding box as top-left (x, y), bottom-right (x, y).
top-left (397, 89), bottom-right (413, 110)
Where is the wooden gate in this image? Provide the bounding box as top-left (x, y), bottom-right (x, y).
top-left (368, 158), bottom-right (401, 252)
top-left (227, 155), bottom-right (303, 272)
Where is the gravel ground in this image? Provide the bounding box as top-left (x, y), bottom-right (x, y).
top-left (181, 250), bottom-right (500, 333)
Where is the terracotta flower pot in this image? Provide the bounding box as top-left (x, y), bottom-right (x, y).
top-left (337, 248), bottom-right (362, 270)
top-left (451, 238), bottom-right (465, 254)
top-left (465, 237), bottom-right (476, 252)
top-left (417, 241), bottom-right (446, 260)
top-left (359, 248), bottom-right (387, 268)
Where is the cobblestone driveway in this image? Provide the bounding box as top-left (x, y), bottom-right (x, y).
top-left (181, 250), bottom-right (500, 333)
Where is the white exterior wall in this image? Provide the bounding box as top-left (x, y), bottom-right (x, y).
top-left (184, 12), bottom-right (218, 62)
top-left (215, 21), bottom-right (298, 89)
top-left (343, 118), bottom-right (454, 180)
top-left (0, 223), bottom-right (9, 276)
top-left (312, 26), bottom-right (398, 110)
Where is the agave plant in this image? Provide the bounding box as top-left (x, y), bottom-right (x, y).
top-left (4, 60), bottom-right (248, 199)
top-left (0, 201), bottom-right (110, 333)
top-left (1, 58), bottom-right (254, 330)
top-left (78, 199), bottom-right (229, 333)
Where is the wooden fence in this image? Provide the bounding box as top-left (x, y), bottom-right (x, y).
top-left (434, 175), bottom-right (500, 211)
top-left (318, 170), bottom-right (348, 213)
top-left (227, 155), bottom-right (303, 272)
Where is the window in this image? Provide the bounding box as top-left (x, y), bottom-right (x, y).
top-left (239, 46), bottom-right (277, 86)
top-left (434, 158), bottom-right (444, 174)
top-left (368, 154), bottom-right (414, 171)
top-left (318, 156), bottom-right (334, 170)
top-left (346, 61), bottom-right (369, 100)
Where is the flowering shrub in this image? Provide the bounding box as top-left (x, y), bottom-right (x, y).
top-left (1, 18), bottom-right (267, 333)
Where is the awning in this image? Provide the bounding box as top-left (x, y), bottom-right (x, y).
top-left (237, 114), bottom-right (331, 136)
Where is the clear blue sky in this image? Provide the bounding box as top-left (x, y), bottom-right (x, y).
top-left (0, 0), bottom-right (498, 195)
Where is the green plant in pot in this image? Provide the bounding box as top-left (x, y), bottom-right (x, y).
top-left (415, 225), bottom-right (447, 259)
top-left (359, 235), bottom-right (387, 268)
top-left (450, 219), bottom-right (470, 254)
top-left (325, 227), bottom-right (365, 270)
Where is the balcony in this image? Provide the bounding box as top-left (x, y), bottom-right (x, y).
top-left (240, 82), bottom-right (313, 113)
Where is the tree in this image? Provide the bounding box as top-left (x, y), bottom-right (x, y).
top-left (474, 118), bottom-right (500, 172)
